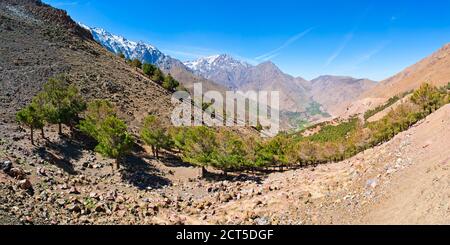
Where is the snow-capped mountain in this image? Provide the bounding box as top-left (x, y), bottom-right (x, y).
top-left (79, 24), bottom-right (228, 93)
top-left (184, 54), bottom-right (253, 90)
top-left (185, 54), bottom-right (251, 74)
top-left (185, 55), bottom-right (314, 113)
top-left (80, 24), bottom-right (180, 70)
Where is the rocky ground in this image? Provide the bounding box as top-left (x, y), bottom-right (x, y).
top-left (1, 0), bottom-right (449, 225)
top-left (1, 105), bottom-right (448, 225)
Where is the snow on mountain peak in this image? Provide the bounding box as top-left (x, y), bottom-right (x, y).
top-left (79, 23), bottom-right (170, 66)
top-left (184, 54), bottom-right (250, 73)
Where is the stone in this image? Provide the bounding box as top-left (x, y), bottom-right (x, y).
top-left (298, 191), bottom-right (312, 200)
top-left (89, 192), bottom-right (99, 199)
top-left (69, 187), bottom-right (80, 194)
top-left (386, 168), bottom-right (397, 175)
top-left (366, 178), bottom-right (378, 189)
top-left (95, 203), bottom-right (107, 213)
top-left (56, 199), bottom-right (66, 206)
top-left (67, 204), bottom-right (82, 213)
top-left (8, 168), bottom-right (26, 180)
top-left (105, 190), bottom-right (117, 201)
top-left (1, 160), bottom-right (12, 172)
top-left (37, 167), bottom-right (47, 176)
top-left (18, 179), bottom-right (32, 190)
top-left (219, 193), bottom-right (233, 203)
top-left (254, 216), bottom-right (270, 225)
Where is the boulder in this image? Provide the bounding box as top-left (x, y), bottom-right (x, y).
top-left (9, 168), bottom-right (26, 180)
top-left (0, 160), bottom-right (12, 172)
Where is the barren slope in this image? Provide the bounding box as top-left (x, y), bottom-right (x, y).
top-left (336, 43), bottom-right (450, 119)
top-left (0, 0), bottom-right (174, 131)
top-left (364, 43), bottom-right (450, 99)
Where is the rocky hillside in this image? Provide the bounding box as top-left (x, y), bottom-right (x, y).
top-left (364, 43), bottom-right (450, 99)
top-left (0, 0), bottom-right (175, 131)
top-left (335, 43), bottom-right (450, 119)
top-left (1, 101), bottom-right (448, 225)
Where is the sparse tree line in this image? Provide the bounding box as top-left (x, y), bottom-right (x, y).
top-left (118, 53), bottom-right (181, 92)
top-left (17, 76), bottom-right (450, 176)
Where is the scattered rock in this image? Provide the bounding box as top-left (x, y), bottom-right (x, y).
top-left (18, 179), bottom-right (32, 190)
top-left (95, 203), bottom-right (107, 213)
top-left (254, 216), bottom-right (270, 225)
top-left (105, 190), bottom-right (117, 201)
top-left (298, 191), bottom-right (312, 200)
top-left (69, 187), bottom-right (80, 195)
top-left (56, 199), bottom-right (66, 207)
top-left (37, 167), bottom-right (47, 176)
top-left (67, 204), bottom-right (82, 213)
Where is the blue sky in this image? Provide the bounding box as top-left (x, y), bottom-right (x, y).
top-left (44, 0), bottom-right (450, 81)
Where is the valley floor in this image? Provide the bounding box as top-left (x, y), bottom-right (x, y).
top-left (0, 105), bottom-right (449, 225)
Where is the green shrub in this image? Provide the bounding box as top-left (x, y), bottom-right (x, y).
top-left (364, 95), bottom-right (401, 120)
top-left (307, 118), bottom-right (358, 142)
top-left (142, 63), bottom-right (157, 77)
top-left (162, 73), bottom-right (179, 91)
top-left (151, 69), bottom-right (165, 84)
top-left (411, 83), bottom-right (445, 114)
top-left (130, 58), bottom-right (142, 69)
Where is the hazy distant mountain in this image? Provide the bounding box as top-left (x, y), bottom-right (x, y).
top-left (185, 55), bottom-right (314, 113)
top-left (309, 75), bottom-right (377, 116)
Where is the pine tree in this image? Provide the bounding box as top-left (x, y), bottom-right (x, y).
top-left (142, 63), bottom-right (157, 77)
top-left (130, 58), bottom-right (142, 69)
top-left (212, 130), bottom-right (248, 174)
top-left (162, 73), bottom-right (180, 91)
top-left (16, 102), bottom-right (45, 145)
top-left (151, 68), bottom-right (165, 84)
top-left (78, 100), bottom-right (116, 139)
top-left (95, 116), bottom-right (134, 169)
top-left (140, 115), bottom-right (173, 159)
top-left (411, 83), bottom-right (443, 114)
top-left (42, 75), bottom-right (85, 135)
top-left (181, 127), bottom-right (217, 177)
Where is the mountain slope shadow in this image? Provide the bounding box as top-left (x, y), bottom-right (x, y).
top-left (34, 146), bottom-right (77, 175)
top-left (120, 153), bottom-right (171, 190)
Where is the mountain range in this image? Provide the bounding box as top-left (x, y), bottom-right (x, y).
top-left (80, 25), bottom-right (227, 94)
top-left (81, 24), bottom-right (379, 128)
